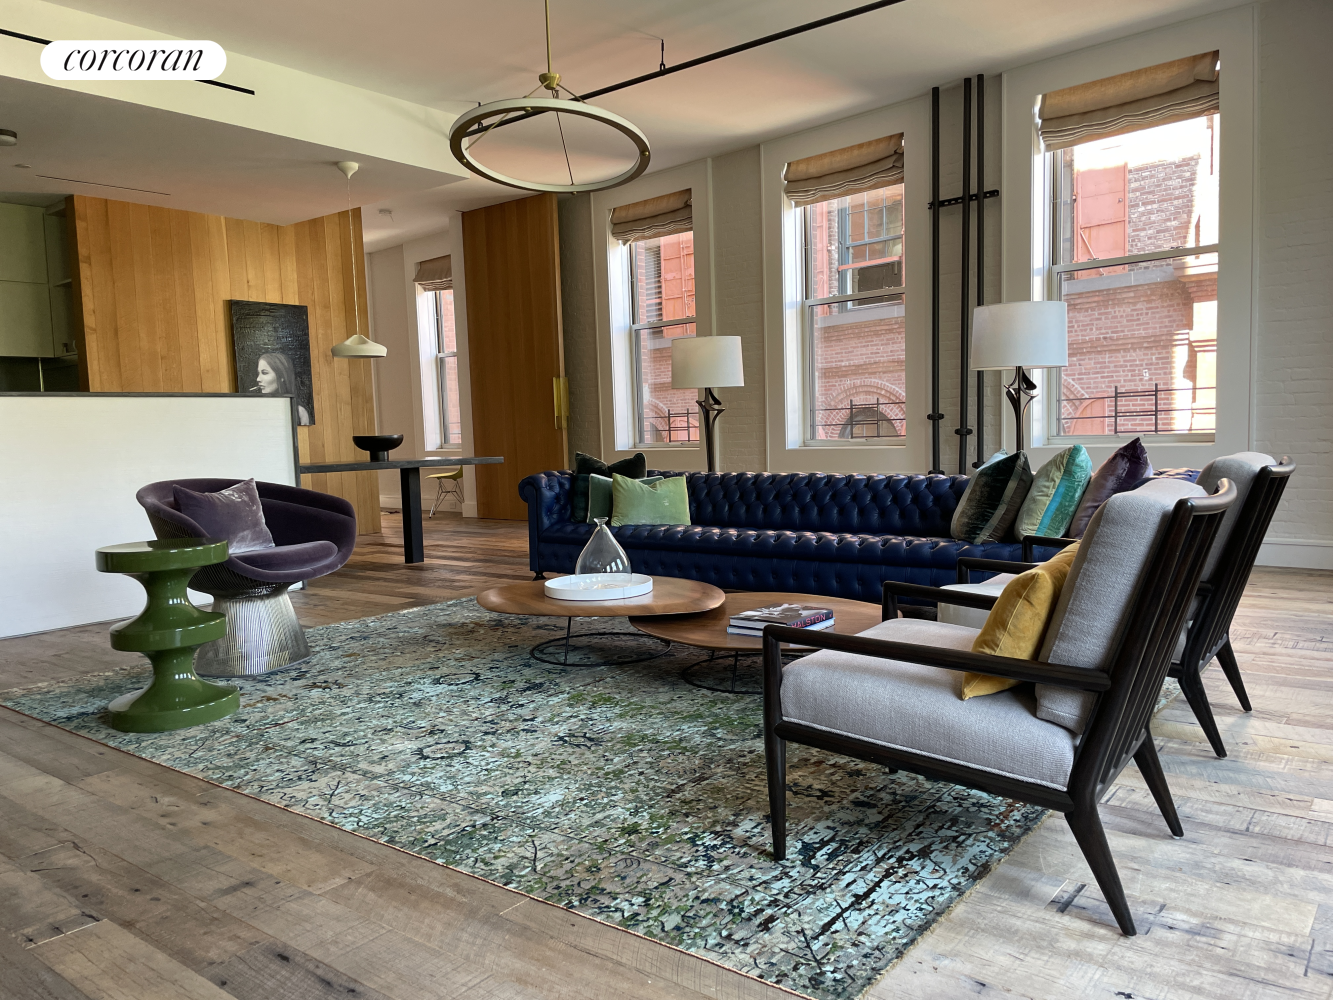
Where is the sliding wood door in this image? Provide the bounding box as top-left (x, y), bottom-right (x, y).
top-left (463, 193), bottom-right (567, 520)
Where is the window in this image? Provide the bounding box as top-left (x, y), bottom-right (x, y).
top-left (628, 232), bottom-right (698, 445)
top-left (420, 288), bottom-right (461, 449)
top-left (1049, 114), bottom-right (1219, 439)
top-left (801, 184), bottom-right (906, 442)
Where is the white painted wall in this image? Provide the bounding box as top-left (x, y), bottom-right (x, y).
top-left (0, 393), bottom-right (297, 638)
top-left (367, 221), bottom-right (479, 517)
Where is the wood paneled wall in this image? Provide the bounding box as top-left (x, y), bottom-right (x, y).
top-left (67, 195), bottom-right (380, 533)
top-left (463, 193), bottom-right (567, 520)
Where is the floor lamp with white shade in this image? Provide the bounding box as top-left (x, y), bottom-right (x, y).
top-left (971, 301), bottom-right (1068, 453)
top-left (671, 336), bottom-right (744, 473)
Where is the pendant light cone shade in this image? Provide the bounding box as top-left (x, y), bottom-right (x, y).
top-left (970, 301), bottom-right (1068, 370)
top-left (329, 161), bottom-right (387, 359)
top-left (671, 336), bottom-right (744, 389)
top-left (330, 334), bottom-right (387, 358)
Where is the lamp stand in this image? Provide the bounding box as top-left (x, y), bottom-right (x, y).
top-left (696, 387), bottom-right (725, 473)
top-left (1004, 365), bottom-right (1038, 453)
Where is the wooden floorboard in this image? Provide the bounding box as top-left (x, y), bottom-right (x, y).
top-left (1, 513), bottom-right (1331, 999)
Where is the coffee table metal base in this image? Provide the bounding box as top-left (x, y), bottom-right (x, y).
top-left (530, 618), bottom-right (671, 667)
top-left (679, 648), bottom-right (805, 695)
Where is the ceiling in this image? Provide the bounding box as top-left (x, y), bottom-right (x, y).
top-left (1, 0), bottom-right (1243, 248)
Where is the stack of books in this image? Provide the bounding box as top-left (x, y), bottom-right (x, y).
top-left (727, 603), bottom-right (835, 637)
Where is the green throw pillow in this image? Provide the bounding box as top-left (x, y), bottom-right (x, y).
top-left (950, 451), bottom-right (1033, 543)
top-left (587, 474), bottom-right (662, 522)
top-left (610, 474), bottom-right (691, 527)
top-left (1015, 445), bottom-right (1092, 539)
top-left (570, 451), bottom-right (646, 522)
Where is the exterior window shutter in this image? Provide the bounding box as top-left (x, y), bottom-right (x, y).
top-left (783, 134), bottom-right (904, 207)
top-left (1039, 51), bottom-right (1219, 151)
top-left (414, 255), bottom-right (452, 291)
top-left (610, 190), bottom-right (692, 243)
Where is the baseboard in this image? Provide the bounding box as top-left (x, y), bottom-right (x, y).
top-left (379, 493), bottom-right (401, 511)
top-left (1256, 537), bottom-right (1333, 570)
top-left (462, 501), bottom-right (478, 518)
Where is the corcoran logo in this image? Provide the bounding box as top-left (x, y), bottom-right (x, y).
top-left (41, 40), bottom-right (226, 80)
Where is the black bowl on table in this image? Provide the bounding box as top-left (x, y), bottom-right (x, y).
top-left (352, 434), bottom-right (404, 462)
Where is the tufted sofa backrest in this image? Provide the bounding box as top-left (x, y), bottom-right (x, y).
top-left (679, 471), bottom-right (967, 537)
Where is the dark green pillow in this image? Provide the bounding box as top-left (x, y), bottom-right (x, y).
top-left (570, 451), bottom-right (646, 522)
top-left (950, 452), bottom-right (1034, 543)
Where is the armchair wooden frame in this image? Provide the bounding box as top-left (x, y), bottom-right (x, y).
top-left (763, 483), bottom-right (1236, 936)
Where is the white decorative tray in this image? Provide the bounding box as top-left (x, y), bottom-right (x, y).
top-left (544, 573), bottom-right (654, 601)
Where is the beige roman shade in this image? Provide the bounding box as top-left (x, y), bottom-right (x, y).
top-left (1039, 51), bottom-right (1220, 151)
top-left (784, 134), bottom-right (904, 207)
top-left (611, 189), bottom-right (692, 243)
top-left (414, 254), bottom-right (452, 291)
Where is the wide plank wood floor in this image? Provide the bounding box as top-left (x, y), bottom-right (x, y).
top-left (1, 511), bottom-right (1331, 1000)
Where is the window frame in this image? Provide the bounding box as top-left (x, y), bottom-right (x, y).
top-left (761, 96), bottom-right (930, 474)
top-left (428, 288), bottom-right (461, 448)
top-left (1043, 117), bottom-right (1221, 445)
top-left (1001, 5), bottom-right (1255, 472)
top-left (627, 234), bottom-right (699, 448)
top-left (798, 186), bottom-right (907, 446)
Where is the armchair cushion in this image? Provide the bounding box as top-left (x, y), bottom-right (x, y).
top-left (781, 618), bottom-right (1077, 790)
top-left (232, 540), bottom-right (338, 575)
top-left (1036, 477), bottom-right (1206, 733)
top-left (1196, 452), bottom-right (1275, 581)
top-left (965, 544), bottom-right (1080, 699)
top-left (173, 479), bottom-right (274, 554)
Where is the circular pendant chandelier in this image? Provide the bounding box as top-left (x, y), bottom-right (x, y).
top-left (448, 1), bottom-right (650, 194)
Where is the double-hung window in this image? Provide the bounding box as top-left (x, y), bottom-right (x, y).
top-left (1042, 52), bottom-right (1220, 440)
top-left (613, 189), bottom-right (699, 446)
top-left (789, 134), bottom-right (907, 444)
top-left (414, 253), bottom-right (461, 450)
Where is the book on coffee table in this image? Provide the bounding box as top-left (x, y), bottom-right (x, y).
top-left (726, 604), bottom-right (835, 636)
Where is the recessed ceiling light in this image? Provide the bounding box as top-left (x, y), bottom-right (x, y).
top-left (378, 208), bottom-right (393, 216)
top-left (0, 129), bottom-right (17, 147)
top-left (14, 163), bottom-right (31, 169)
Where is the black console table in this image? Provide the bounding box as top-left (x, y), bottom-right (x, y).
top-left (299, 456), bottom-right (504, 563)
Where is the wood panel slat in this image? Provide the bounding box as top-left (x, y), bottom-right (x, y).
top-left (67, 196), bottom-right (379, 532)
top-left (463, 193), bottom-right (566, 520)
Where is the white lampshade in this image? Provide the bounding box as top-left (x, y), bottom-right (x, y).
top-left (330, 334), bottom-right (387, 358)
top-left (971, 301), bottom-right (1068, 370)
top-left (671, 336), bottom-right (744, 389)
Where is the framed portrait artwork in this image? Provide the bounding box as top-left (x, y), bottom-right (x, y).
top-left (228, 301), bottom-right (315, 426)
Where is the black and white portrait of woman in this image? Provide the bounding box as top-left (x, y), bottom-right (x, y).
top-left (229, 301), bottom-right (316, 426)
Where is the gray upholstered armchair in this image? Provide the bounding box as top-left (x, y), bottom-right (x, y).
top-left (762, 477), bottom-right (1236, 936)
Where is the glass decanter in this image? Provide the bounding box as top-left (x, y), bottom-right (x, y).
top-left (573, 518), bottom-right (633, 589)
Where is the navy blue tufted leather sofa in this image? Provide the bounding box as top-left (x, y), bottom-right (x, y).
top-left (518, 470), bottom-right (1041, 604)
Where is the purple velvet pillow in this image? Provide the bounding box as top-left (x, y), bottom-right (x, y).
top-left (173, 479), bottom-right (275, 554)
top-left (1066, 437), bottom-right (1153, 538)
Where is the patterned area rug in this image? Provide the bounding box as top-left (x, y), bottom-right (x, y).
top-left (4, 599), bottom-right (1052, 1000)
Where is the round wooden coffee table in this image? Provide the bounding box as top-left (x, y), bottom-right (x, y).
top-left (477, 576), bottom-right (724, 665)
top-left (630, 591), bottom-right (883, 693)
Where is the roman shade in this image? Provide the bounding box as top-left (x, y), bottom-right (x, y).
top-left (1038, 51), bottom-right (1220, 151)
top-left (610, 189), bottom-right (692, 243)
top-left (784, 134), bottom-right (904, 207)
top-left (414, 254), bottom-right (452, 291)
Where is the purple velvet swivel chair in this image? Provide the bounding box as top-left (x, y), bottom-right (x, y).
top-left (136, 479), bottom-right (356, 676)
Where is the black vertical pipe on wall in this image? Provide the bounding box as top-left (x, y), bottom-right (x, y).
top-left (929, 87), bottom-right (943, 474)
top-left (974, 74), bottom-right (986, 469)
top-left (955, 78), bottom-right (972, 475)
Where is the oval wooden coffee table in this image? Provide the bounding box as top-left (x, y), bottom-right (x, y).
top-left (630, 591), bottom-right (883, 693)
top-left (477, 576), bottom-right (724, 665)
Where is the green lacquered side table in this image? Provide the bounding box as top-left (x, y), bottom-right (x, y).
top-left (96, 539), bottom-right (240, 733)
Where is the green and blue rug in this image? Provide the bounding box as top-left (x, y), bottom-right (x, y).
top-left (4, 598), bottom-right (1051, 1000)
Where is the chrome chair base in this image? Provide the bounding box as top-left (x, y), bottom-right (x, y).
top-left (193, 586), bottom-right (310, 676)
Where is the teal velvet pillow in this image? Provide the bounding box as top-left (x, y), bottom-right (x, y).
top-left (950, 452), bottom-right (1033, 543)
top-left (1015, 445), bottom-right (1092, 539)
top-left (570, 452), bottom-right (646, 522)
top-left (587, 474), bottom-right (662, 522)
top-left (610, 474), bottom-right (691, 527)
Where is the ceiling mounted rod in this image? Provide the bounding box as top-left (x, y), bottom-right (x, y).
top-left (463, 0), bottom-right (911, 139)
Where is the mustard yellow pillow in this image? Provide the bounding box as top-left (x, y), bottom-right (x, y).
top-left (961, 544), bottom-right (1080, 700)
